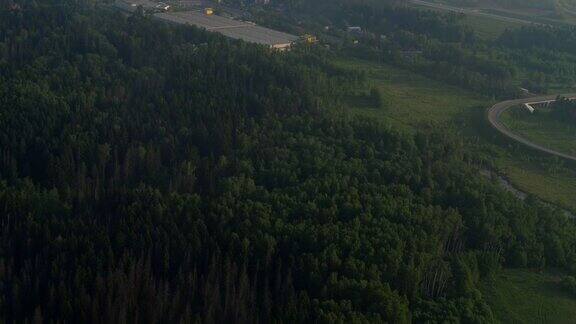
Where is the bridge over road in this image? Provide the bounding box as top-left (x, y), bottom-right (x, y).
top-left (487, 94), bottom-right (576, 162)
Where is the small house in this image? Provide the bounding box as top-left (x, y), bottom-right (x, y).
top-left (347, 26), bottom-right (362, 34)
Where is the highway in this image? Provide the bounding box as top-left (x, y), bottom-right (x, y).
top-left (408, 0), bottom-right (546, 26)
top-left (487, 94), bottom-right (576, 162)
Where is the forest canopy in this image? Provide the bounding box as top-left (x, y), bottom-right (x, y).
top-left (1, 2), bottom-right (576, 323)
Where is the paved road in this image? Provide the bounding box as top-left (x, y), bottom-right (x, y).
top-left (408, 0), bottom-right (545, 25)
top-left (487, 94), bottom-right (576, 162)
top-left (556, 0), bottom-right (576, 17)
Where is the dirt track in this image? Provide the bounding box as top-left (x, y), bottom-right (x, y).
top-left (487, 94), bottom-right (576, 162)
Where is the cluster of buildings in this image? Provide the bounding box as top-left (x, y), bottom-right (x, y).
top-left (113, 0), bottom-right (302, 50)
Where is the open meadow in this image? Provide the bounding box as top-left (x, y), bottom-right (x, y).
top-left (481, 269), bottom-right (576, 323)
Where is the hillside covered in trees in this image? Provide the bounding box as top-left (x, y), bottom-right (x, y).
top-left (1, 1), bottom-right (576, 323)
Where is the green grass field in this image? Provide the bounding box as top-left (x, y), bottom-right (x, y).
top-left (496, 156), bottom-right (576, 210)
top-left (410, 1), bottom-right (525, 40)
top-left (336, 59), bottom-right (486, 131)
top-left (462, 14), bottom-right (525, 40)
top-left (481, 269), bottom-right (576, 323)
top-left (501, 107), bottom-right (576, 156)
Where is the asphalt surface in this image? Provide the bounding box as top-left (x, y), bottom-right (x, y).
top-left (408, 0), bottom-right (545, 25)
top-left (487, 94), bottom-right (576, 162)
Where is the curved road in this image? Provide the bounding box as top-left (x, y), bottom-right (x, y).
top-left (487, 94), bottom-right (576, 162)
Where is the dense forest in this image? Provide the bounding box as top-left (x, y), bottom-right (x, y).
top-left (552, 96), bottom-right (576, 121)
top-left (2, 1), bottom-right (576, 323)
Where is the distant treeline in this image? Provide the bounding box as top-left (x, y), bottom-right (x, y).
top-left (259, 0), bottom-right (576, 98)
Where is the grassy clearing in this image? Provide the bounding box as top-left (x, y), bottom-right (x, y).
top-left (461, 14), bottom-right (524, 40)
top-left (501, 107), bottom-right (576, 156)
top-left (481, 269), bottom-right (576, 323)
top-left (409, 2), bottom-right (524, 40)
top-left (496, 156), bottom-right (576, 211)
top-left (335, 58), bottom-right (486, 131)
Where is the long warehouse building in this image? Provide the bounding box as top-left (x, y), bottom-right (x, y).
top-left (114, 1), bottom-right (299, 50)
top-left (155, 11), bottom-right (298, 50)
